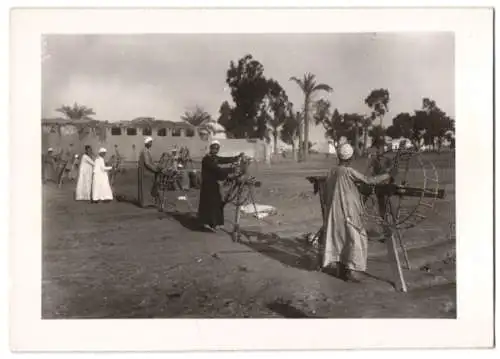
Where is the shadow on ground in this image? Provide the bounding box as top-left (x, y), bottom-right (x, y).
top-left (266, 300), bottom-right (312, 318)
top-left (236, 229), bottom-right (320, 272)
top-left (163, 211), bottom-right (214, 233)
top-left (232, 228), bottom-right (395, 288)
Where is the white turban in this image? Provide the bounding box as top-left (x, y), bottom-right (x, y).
top-left (338, 143), bottom-right (354, 160)
top-left (210, 140), bottom-right (220, 147)
top-left (144, 136), bottom-right (153, 144)
top-left (98, 147), bottom-right (107, 154)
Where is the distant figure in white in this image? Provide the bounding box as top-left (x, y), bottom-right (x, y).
top-left (92, 147), bottom-right (114, 202)
top-left (75, 145), bottom-right (95, 201)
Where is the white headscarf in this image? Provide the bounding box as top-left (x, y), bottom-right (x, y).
top-left (338, 143), bottom-right (354, 160)
top-left (98, 147), bottom-right (107, 154)
top-left (144, 136), bottom-right (153, 144)
top-left (47, 147), bottom-right (53, 152)
top-left (210, 140), bottom-right (221, 147)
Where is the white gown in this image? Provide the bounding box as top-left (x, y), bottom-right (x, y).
top-left (75, 154), bottom-right (94, 201)
top-left (92, 156), bottom-right (113, 201)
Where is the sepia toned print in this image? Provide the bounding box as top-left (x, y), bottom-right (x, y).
top-left (41, 33), bottom-right (455, 319)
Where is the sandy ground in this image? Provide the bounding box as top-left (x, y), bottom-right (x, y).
top-left (42, 152), bottom-right (456, 318)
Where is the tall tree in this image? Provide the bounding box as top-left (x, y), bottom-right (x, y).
top-left (364, 89), bottom-right (390, 153)
top-left (387, 112), bottom-right (413, 138)
top-left (368, 124), bottom-right (386, 147)
top-left (342, 113), bottom-right (365, 156)
top-left (264, 80), bottom-right (289, 154)
top-left (280, 108), bottom-right (301, 161)
top-left (217, 100), bottom-right (233, 134)
top-left (181, 106), bottom-right (212, 127)
top-left (56, 102), bottom-right (96, 121)
top-left (290, 72), bottom-right (333, 161)
top-left (225, 54), bottom-right (274, 139)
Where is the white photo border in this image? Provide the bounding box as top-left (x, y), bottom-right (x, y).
top-left (9, 7), bottom-right (494, 351)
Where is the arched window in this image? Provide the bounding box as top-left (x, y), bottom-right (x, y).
top-left (142, 127), bottom-right (152, 136)
top-left (172, 128), bottom-right (182, 137)
top-left (185, 128), bottom-right (195, 137)
top-left (126, 128), bottom-right (137, 136)
top-left (157, 128), bottom-right (167, 136)
top-left (111, 127), bottom-right (122, 136)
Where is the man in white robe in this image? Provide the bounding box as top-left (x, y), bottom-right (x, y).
top-left (92, 148), bottom-right (114, 202)
top-left (75, 145), bottom-right (94, 201)
top-left (322, 143), bottom-right (394, 282)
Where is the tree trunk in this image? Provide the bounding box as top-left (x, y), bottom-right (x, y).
top-left (363, 125), bottom-right (369, 155)
top-left (292, 141), bottom-right (297, 161)
top-left (354, 125), bottom-right (361, 157)
top-left (298, 120), bottom-right (304, 162)
top-left (273, 132), bottom-right (278, 155)
top-left (303, 96), bottom-right (310, 162)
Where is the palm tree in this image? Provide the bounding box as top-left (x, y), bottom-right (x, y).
top-left (181, 106), bottom-right (212, 127)
top-left (267, 105), bottom-right (287, 155)
top-left (290, 73), bottom-right (332, 161)
top-left (56, 102), bottom-right (96, 120)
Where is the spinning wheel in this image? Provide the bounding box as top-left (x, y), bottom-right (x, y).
top-left (306, 147), bottom-right (446, 292)
top-left (154, 152), bottom-right (194, 213)
top-left (362, 149), bottom-right (445, 231)
top-left (222, 156), bottom-right (262, 242)
top-left (109, 154), bottom-right (124, 187)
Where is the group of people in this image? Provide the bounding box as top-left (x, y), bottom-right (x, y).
top-left (45, 134), bottom-right (397, 284)
top-left (136, 136), bottom-right (243, 232)
top-left (43, 145), bottom-right (115, 203)
top-left (42, 145), bottom-right (80, 187)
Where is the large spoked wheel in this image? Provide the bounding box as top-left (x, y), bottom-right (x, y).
top-left (362, 149), bottom-right (442, 231)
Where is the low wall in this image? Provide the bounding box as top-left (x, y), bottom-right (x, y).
top-left (41, 131), bottom-right (269, 162)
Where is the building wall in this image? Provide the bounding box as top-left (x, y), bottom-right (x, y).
top-left (41, 125), bottom-right (268, 162)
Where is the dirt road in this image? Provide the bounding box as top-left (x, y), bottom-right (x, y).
top-left (42, 153), bottom-right (456, 318)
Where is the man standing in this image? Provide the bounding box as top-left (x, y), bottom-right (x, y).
top-left (138, 136), bottom-right (159, 208)
top-left (92, 148), bottom-right (114, 203)
top-left (42, 147), bottom-right (57, 183)
top-left (75, 145), bottom-right (95, 201)
top-left (322, 143), bottom-right (394, 282)
top-left (197, 140), bottom-right (242, 232)
top-left (57, 144), bottom-right (76, 188)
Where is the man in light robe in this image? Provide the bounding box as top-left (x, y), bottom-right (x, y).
top-left (92, 148), bottom-right (113, 202)
top-left (138, 136), bottom-right (159, 208)
top-left (75, 145), bottom-right (95, 201)
top-left (322, 143), bottom-right (394, 282)
top-left (197, 140), bottom-right (242, 232)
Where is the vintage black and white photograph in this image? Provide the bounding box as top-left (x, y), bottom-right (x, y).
top-left (40, 31), bottom-right (457, 319)
top-left (9, 7), bottom-right (494, 351)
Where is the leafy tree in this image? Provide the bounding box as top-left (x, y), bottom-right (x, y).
top-left (225, 54), bottom-right (274, 139)
top-left (386, 112), bottom-right (414, 139)
top-left (217, 101), bottom-right (233, 134)
top-left (56, 102), bottom-right (96, 121)
top-left (280, 107), bottom-right (301, 161)
top-left (364, 89), bottom-right (390, 154)
top-left (181, 106), bottom-right (212, 127)
top-left (368, 124), bottom-right (386, 147)
top-left (263, 80), bottom-right (289, 154)
top-left (342, 113), bottom-right (365, 156)
top-left (413, 98), bottom-right (454, 151)
top-left (290, 72), bottom-right (333, 161)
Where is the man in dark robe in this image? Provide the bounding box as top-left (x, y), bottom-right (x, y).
top-left (57, 144), bottom-right (76, 188)
top-left (138, 136), bottom-right (159, 208)
top-left (197, 140), bottom-right (243, 232)
top-left (42, 147), bottom-right (57, 183)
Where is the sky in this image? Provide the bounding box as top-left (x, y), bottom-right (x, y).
top-left (42, 33), bottom-right (454, 143)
